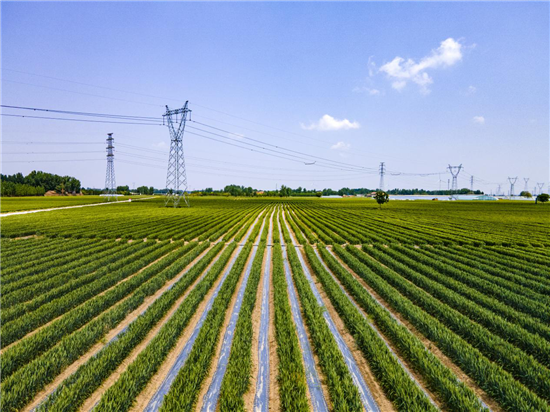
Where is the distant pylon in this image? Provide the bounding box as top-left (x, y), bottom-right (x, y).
top-left (378, 162), bottom-right (386, 191)
top-left (104, 133), bottom-right (116, 201)
top-left (448, 164), bottom-right (462, 197)
top-left (470, 176), bottom-right (474, 192)
top-left (537, 182), bottom-right (544, 195)
top-left (523, 178), bottom-right (529, 193)
top-left (497, 184), bottom-right (501, 196)
top-left (164, 102), bottom-right (191, 207)
top-left (508, 176), bottom-right (518, 197)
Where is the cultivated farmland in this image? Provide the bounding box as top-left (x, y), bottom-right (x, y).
top-left (1, 197), bottom-right (549, 412)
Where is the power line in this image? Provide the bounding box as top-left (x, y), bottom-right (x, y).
top-left (1, 113), bottom-right (162, 126)
top-left (1, 104), bottom-right (160, 121)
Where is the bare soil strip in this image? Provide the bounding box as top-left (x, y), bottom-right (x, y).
top-left (23, 242), bottom-right (217, 412)
top-left (327, 247), bottom-right (501, 412)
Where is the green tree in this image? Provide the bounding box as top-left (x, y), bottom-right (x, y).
top-left (520, 191), bottom-right (533, 198)
top-left (536, 193), bottom-right (549, 204)
top-left (374, 190), bottom-right (389, 209)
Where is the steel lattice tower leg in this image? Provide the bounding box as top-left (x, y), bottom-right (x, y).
top-left (378, 162), bottom-right (385, 191)
top-left (523, 178), bottom-right (529, 193)
top-left (508, 176), bottom-right (518, 197)
top-left (164, 102), bottom-right (191, 207)
top-left (447, 164), bottom-right (462, 198)
top-left (105, 133), bottom-right (116, 201)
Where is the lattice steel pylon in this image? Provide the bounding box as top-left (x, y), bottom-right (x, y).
top-left (104, 133), bottom-right (116, 201)
top-left (163, 102), bottom-right (191, 207)
top-left (508, 176), bottom-right (518, 197)
top-left (447, 164), bottom-right (462, 198)
top-left (523, 178), bottom-right (529, 193)
top-left (537, 182), bottom-right (544, 195)
top-left (378, 162), bottom-right (386, 191)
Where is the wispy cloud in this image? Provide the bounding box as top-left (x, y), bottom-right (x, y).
top-left (331, 141), bottom-right (351, 151)
top-left (461, 85), bottom-right (477, 96)
top-left (473, 116), bottom-right (485, 124)
top-left (152, 141), bottom-right (167, 149)
top-left (301, 115), bottom-right (360, 131)
top-left (379, 38), bottom-right (463, 94)
top-left (352, 86), bottom-right (382, 96)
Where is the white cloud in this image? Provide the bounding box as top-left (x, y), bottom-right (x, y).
top-left (473, 116), bottom-right (485, 124)
top-left (461, 85), bottom-right (477, 96)
top-left (331, 141), bottom-right (351, 151)
top-left (301, 115), bottom-right (360, 131)
top-left (379, 38), bottom-right (463, 94)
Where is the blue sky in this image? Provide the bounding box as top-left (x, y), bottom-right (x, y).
top-left (2, 1), bottom-right (548, 193)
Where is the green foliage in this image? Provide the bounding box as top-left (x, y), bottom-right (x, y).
top-left (1, 170), bottom-right (81, 195)
top-left (520, 191), bottom-right (532, 198)
top-left (537, 193), bottom-right (549, 203)
top-left (374, 190), bottom-right (389, 208)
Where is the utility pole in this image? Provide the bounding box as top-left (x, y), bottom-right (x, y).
top-left (448, 164), bottom-right (462, 198)
top-left (447, 179), bottom-right (450, 191)
top-left (104, 133), bottom-right (116, 201)
top-left (523, 178), bottom-right (529, 193)
top-left (378, 162), bottom-right (386, 191)
top-left (508, 177), bottom-right (518, 198)
top-left (164, 101), bottom-right (191, 207)
top-left (497, 184), bottom-right (501, 196)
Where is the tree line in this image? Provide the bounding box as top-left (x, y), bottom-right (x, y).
top-left (1, 171), bottom-right (81, 197)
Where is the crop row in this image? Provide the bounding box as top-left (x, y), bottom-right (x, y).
top-left (35, 241), bottom-right (225, 412)
top-left (217, 229), bottom-right (268, 411)
top-left (312, 245), bottom-right (485, 411)
top-left (333, 245), bottom-right (549, 411)
top-left (280, 218), bottom-right (363, 411)
top-left (1, 241), bottom-right (207, 412)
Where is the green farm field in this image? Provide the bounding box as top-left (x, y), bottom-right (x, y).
top-left (0, 195), bottom-right (153, 213)
top-left (1, 197), bottom-right (549, 412)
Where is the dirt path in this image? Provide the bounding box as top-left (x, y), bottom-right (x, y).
top-left (23, 243), bottom-right (216, 412)
top-left (0, 197), bottom-right (155, 217)
top-left (326, 247), bottom-right (501, 412)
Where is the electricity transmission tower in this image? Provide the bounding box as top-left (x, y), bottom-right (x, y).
top-left (378, 162), bottom-right (386, 191)
top-left (537, 182), bottom-right (545, 195)
top-left (164, 102), bottom-right (191, 207)
top-left (470, 176), bottom-right (474, 192)
top-left (508, 177), bottom-right (518, 197)
top-left (448, 164), bottom-right (462, 198)
top-left (104, 133), bottom-right (116, 201)
top-left (523, 178), bottom-right (529, 193)
top-left (497, 184), bottom-right (502, 196)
